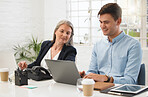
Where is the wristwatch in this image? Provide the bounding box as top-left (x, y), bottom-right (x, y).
top-left (104, 75), bottom-right (114, 83)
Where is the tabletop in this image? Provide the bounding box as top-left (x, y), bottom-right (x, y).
top-left (0, 79), bottom-right (148, 97)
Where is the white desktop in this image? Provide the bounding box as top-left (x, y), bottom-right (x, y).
top-left (0, 79), bottom-right (147, 97)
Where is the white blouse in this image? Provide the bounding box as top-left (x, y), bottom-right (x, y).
top-left (41, 48), bottom-right (61, 69)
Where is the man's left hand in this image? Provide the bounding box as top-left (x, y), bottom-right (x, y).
top-left (83, 73), bottom-right (108, 82)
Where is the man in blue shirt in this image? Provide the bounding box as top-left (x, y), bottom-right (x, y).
top-left (80, 3), bottom-right (142, 84)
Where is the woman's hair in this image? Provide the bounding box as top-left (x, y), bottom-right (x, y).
top-left (98, 3), bottom-right (122, 21)
top-left (52, 20), bottom-right (74, 46)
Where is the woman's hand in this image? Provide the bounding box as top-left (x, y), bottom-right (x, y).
top-left (18, 61), bottom-right (28, 70)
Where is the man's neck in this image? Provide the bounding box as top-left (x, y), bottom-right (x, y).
top-left (108, 30), bottom-right (122, 42)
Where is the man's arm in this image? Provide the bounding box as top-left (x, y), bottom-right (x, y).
top-left (87, 44), bottom-right (99, 74)
top-left (113, 41), bottom-right (142, 84)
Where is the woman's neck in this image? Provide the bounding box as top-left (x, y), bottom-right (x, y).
top-left (52, 42), bottom-right (64, 51)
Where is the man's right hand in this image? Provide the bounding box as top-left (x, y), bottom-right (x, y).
top-left (79, 71), bottom-right (85, 78)
top-left (18, 61), bottom-right (28, 70)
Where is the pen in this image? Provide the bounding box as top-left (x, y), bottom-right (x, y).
top-left (108, 91), bottom-right (123, 96)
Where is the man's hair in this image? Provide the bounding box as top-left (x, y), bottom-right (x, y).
top-left (98, 3), bottom-right (122, 21)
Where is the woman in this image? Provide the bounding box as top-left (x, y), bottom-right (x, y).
top-left (18, 20), bottom-right (77, 70)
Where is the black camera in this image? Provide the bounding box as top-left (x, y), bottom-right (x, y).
top-left (15, 68), bottom-right (28, 86)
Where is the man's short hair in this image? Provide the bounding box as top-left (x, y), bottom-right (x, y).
top-left (98, 3), bottom-right (122, 21)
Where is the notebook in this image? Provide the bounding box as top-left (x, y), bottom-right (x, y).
top-left (94, 82), bottom-right (115, 91)
top-left (45, 59), bottom-right (81, 85)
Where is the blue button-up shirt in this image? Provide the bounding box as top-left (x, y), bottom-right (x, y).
top-left (87, 32), bottom-right (142, 84)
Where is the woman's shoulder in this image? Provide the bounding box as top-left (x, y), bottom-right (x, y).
top-left (64, 45), bottom-right (76, 51)
top-left (42, 40), bottom-right (53, 45)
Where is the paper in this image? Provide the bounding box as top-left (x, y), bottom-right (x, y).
top-left (20, 85), bottom-right (37, 89)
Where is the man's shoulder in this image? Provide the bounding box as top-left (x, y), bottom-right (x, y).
top-left (95, 38), bottom-right (107, 45)
top-left (124, 34), bottom-right (140, 44)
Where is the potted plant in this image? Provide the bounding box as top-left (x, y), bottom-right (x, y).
top-left (13, 36), bottom-right (42, 64)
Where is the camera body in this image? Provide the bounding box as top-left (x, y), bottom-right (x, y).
top-left (15, 69), bottom-right (28, 86)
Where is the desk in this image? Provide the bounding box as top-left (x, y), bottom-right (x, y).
top-left (0, 79), bottom-right (147, 97)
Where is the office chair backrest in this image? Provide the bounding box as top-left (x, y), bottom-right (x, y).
top-left (137, 63), bottom-right (145, 85)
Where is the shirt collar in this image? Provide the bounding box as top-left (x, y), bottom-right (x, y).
top-left (106, 31), bottom-right (125, 44)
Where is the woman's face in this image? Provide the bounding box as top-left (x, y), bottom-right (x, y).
top-left (55, 24), bottom-right (72, 45)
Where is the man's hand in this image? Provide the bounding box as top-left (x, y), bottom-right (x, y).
top-left (83, 73), bottom-right (108, 82)
top-left (79, 71), bottom-right (85, 78)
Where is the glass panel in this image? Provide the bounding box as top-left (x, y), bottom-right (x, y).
top-left (147, 32), bottom-right (148, 47)
top-left (122, 16), bottom-right (128, 26)
top-left (79, 11), bottom-right (89, 16)
top-left (122, 9), bottom-right (128, 16)
top-left (79, 17), bottom-right (89, 27)
top-left (71, 11), bottom-right (79, 16)
top-left (79, 28), bottom-right (89, 36)
top-left (91, 17), bottom-right (99, 27)
top-left (79, 2), bottom-right (89, 10)
top-left (79, 36), bottom-right (86, 44)
top-left (73, 37), bottom-right (79, 44)
top-left (79, 28), bottom-right (89, 43)
top-left (92, 10), bottom-right (99, 17)
top-left (127, 16), bottom-right (140, 26)
top-left (122, 29), bottom-right (127, 34)
top-left (118, 0), bottom-right (128, 8)
top-left (91, 1), bottom-right (101, 9)
top-left (74, 28), bottom-right (79, 36)
top-left (127, 29), bottom-right (140, 37)
top-left (102, 0), bottom-right (114, 6)
top-left (71, 17), bottom-right (79, 27)
top-left (91, 28), bottom-right (104, 37)
top-left (71, 2), bottom-right (78, 10)
top-left (68, 0), bottom-right (145, 46)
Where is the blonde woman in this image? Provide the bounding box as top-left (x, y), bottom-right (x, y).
top-left (18, 20), bottom-right (77, 70)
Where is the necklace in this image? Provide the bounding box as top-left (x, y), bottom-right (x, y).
top-left (51, 46), bottom-right (62, 59)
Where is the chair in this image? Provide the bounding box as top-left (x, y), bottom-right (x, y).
top-left (137, 63), bottom-right (145, 85)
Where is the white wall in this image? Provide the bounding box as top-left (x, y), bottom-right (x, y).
top-left (0, 0), bottom-right (44, 50)
top-left (0, 0), bottom-right (67, 51)
top-left (0, 0), bottom-right (44, 51)
top-left (44, 0), bottom-right (67, 40)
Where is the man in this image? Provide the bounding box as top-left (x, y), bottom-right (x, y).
top-left (80, 3), bottom-right (142, 84)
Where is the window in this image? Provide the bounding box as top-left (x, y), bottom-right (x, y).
top-left (67, 0), bottom-right (148, 47)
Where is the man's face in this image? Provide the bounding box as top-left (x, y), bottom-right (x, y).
top-left (99, 14), bottom-right (120, 37)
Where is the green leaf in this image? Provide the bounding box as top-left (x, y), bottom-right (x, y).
top-left (13, 35), bottom-right (42, 64)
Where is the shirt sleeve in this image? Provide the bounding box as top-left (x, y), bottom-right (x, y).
top-left (113, 41), bottom-right (142, 84)
top-left (86, 43), bottom-right (99, 74)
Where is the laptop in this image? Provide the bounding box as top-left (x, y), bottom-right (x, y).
top-left (45, 59), bottom-right (81, 85)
